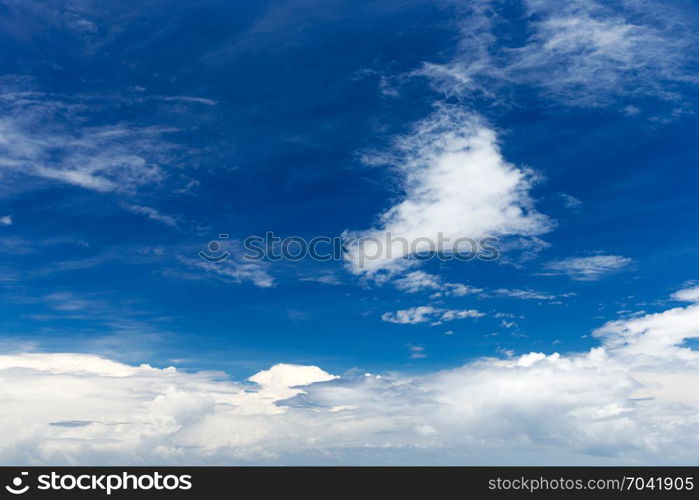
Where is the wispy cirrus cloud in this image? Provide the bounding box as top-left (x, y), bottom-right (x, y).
top-left (345, 105), bottom-right (551, 276)
top-left (392, 271), bottom-right (482, 296)
top-left (179, 256), bottom-right (275, 289)
top-left (0, 117), bottom-right (174, 193)
top-left (0, 81), bottom-right (184, 195)
top-left (123, 204), bottom-right (179, 227)
top-left (542, 255), bottom-right (632, 281)
top-left (390, 273), bottom-right (570, 303)
top-left (416, 0), bottom-right (697, 107)
top-left (491, 288), bottom-right (568, 301)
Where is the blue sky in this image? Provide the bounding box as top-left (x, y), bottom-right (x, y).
top-left (1, 0), bottom-right (699, 465)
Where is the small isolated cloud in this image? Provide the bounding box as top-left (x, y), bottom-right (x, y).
top-left (0, 215), bottom-right (11, 226)
top-left (557, 193), bottom-right (583, 209)
top-left (156, 95), bottom-right (217, 106)
top-left (299, 273), bottom-right (343, 286)
top-left (673, 286), bottom-right (699, 303)
top-left (543, 255), bottom-right (632, 281)
top-left (182, 256), bottom-right (275, 289)
top-left (408, 345), bottom-right (427, 359)
top-left (44, 292), bottom-right (94, 312)
top-left (392, 271), bottom-right (481, 296)
top-left (123, 204), bottom-right (178, 227)
top-left (344, 105), bottom-right (551, 276)
top-left (381, 305), bottom-right (484, 325)
top-left (492, 288), bottom-right (557, 301)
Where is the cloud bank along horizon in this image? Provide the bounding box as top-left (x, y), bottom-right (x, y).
top-left (2, 285), bottom-right (699, 464)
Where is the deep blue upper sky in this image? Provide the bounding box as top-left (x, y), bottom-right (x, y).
top-left (0, 0), bottom-right (697, 378)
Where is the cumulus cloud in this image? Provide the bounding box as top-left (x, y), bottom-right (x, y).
top-left (345, 106), bottom-right (551, 276)
top-left (673, 286), bottom-right (699, 303)
top-left (593, 287), bottom-right (699, 365)
top-left (2, 286), bottom-right (699, 465)
top-left (381, 305), bottom-right (485, 325)
top-left (0, 215), bottom-right (11, 226)
top-left (543, 255), bottom-right (632, 281)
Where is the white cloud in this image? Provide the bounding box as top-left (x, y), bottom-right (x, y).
top-left (343, 0), bottom-right (688, 280)
top-left (390, 274), bottom-right (565, 302)
top-left (408, 345), bottom-right (427, 359)
top-left (299, 273), bottom-right (343, 285)
top-left (247, 364), bottom-right (338, 406)
top-left (543, 255), bottom-right (632, 281)
top-left (345, 105), bottom-right (551, 275)
top-left (381, 305), bottom-right (484, 325)
top-left (557, 193), bottom-right (582, 209)
top-left (156, 96), bottom-right (217, 106)
top-left (123, 204), bottom-right (178, 227)
top-left (418, 0), bottom-right (696, 107)
top-left (593, 285), bottom-right (699, 365)
top-left (392, 271), bottom-right (482, 296)
top-left (0, 85), bottom-right (179, 194)
top-left (0, 215), bottom-right (11, 226)
top-left (512, 0), bottom-right (695, 105)
top-left (0, 118), bottom-right (173, 193)
top-left (674, 286), bottom-right (699, 303)
top-left (181, 256), bottom-right (275, 289)
top-left (492, 288), bottom-right (557, 301)
top-left (2, 286), bottom-right (699, 464)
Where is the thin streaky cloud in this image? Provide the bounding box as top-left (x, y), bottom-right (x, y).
top-left (542, 255), bottom-right (632, 281)
top-left (381, 305), bottom-right (485, 325)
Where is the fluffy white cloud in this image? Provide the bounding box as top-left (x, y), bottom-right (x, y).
top-left (381, 305), bottom-right (438, 324)
top-left (2, 286), bottom-right (699, 464)
top-left (674, 286), bottom-right (699, 303)
top-left (0, 215), bottom-right (11, 226)
top-left (345, 106), bottom-right (551, 275)
top-left (543, 255), bottom-right (632, 281)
